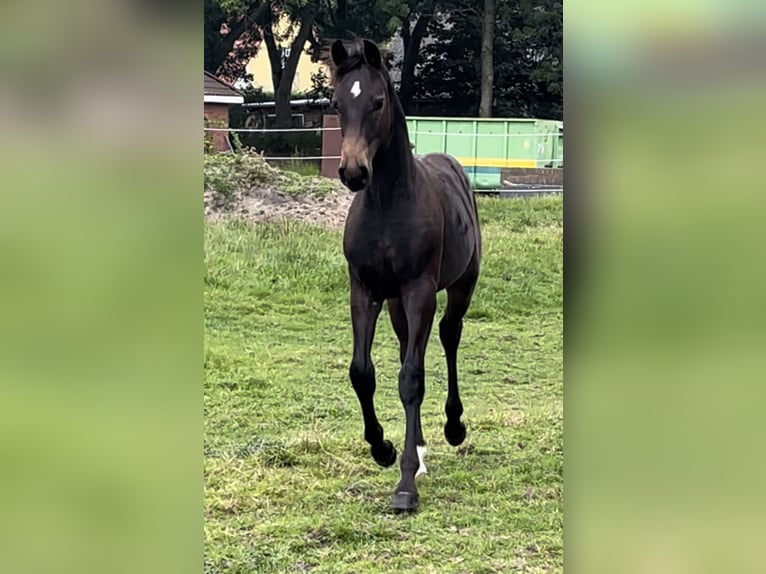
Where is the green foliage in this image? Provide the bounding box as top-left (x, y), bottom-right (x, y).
top-left (204, 0), bottom-right (263, 80)
top-left (247, 131), bottom-right (320, 155)
top-left (415, 0), bottom-right (562, 119)
top-left (205, 0), bottom-right (562, 120)
top-left (204, 196), bottom-right (563, 573)
top-left (204, 0), bottom-right (228, 73)
top-left (311, 0), bottom-right (406, 48)
top-left (204, 119), bottom-right (222, 155)
top-left (281, 159), bottom-right (321, 177)
top-left (309, 68), bottom-right (333, 100)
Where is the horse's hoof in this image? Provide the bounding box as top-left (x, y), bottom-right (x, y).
top-left (371, 440), bottom-right (397, 467)
top-left (392, 491), bottom-right (419, 513)
top-left (445, 420), bottom-right (467, 446)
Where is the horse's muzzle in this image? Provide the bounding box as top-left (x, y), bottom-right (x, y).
top-left (339, 164), bottom-right (369, 192)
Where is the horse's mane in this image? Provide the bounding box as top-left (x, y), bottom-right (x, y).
top-left (323, 38), bottom-right (391, 86)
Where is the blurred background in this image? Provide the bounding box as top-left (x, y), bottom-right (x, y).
top-left (0, 2), bottom-right (200, 574)
top-left (567, 1), bottom-right (766, 572)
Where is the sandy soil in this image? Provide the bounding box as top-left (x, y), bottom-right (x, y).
top-left (204, 185), bottom-right (355, 229)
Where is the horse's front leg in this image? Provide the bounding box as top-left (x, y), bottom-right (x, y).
top-left (392, 281), bottom-right (437, 512)
top-left (349, 276), bottom-right (396, 467)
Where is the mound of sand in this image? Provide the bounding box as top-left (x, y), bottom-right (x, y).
top-left (204, 185), bottom-right (354, 228)
top-left (204, 151), bottom-right (354, 228)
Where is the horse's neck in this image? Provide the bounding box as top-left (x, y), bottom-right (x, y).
top-left (370, 104), bottom-right (415, 195)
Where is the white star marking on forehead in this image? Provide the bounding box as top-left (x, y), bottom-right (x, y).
top-left (350, 80), bottom-right (361, 98)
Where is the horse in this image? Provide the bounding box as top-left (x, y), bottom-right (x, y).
top-left (329, 38), bottom-right (482, 512)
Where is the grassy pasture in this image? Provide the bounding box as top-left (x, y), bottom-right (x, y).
top-left (204, 195), bottom-right (563, 573)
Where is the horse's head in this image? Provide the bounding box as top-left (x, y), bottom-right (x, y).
top-left (329, 39), bottom-right (392, 192)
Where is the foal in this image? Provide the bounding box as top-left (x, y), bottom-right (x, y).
top-left (330, 39), bottom-right (482, 512)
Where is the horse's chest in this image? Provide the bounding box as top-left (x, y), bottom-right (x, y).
top-left (346, 234), bottom-right (398, 276)
top-left (345, 229), bottom-right (433, 297)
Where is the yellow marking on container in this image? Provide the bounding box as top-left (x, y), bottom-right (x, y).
top-left (456, 157), bottom-right (538, 168)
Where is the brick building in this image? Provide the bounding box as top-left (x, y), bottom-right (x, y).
top-left (204, 72), bottom-right (244, 152)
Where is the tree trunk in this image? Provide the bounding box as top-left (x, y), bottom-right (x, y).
top-left (479, 0), bottom-right (496, 117)
top-left (262, 21), bottom-right (283, 96)
top-left (335, 0), bottom-right (348, 35)
top-left (263, 8), bottom-right (316, 128)
top-left (398, 14), bottom-right (431, 114)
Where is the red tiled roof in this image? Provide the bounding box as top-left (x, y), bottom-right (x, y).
top-left (204, 71), bottom-right (243, 98)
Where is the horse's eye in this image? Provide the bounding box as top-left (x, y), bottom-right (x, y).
top-left (372, 98), bottom-right (384, 112)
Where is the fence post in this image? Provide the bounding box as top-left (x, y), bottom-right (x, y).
top-left (321, 115), bottom-right (342, 179)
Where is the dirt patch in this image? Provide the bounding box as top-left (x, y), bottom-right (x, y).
top-left (205, 185), bottom-right (354, 229)
top-left (204, 151), bottom-right (354, 228)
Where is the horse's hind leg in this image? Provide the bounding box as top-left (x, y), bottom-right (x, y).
top-left (440, 266), bottom-right (479, 447)
top-left (349, 278), bottom-right (396, 467)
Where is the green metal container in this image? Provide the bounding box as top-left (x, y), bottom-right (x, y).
top-left (405, 117), bottom-right (563, 189)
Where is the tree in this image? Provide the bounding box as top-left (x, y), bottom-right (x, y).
top-left (204, 0), bottom-right (319, 128)
top-left (272, 0), bottom-right (406, 125)
top-left (414, 0), bottom-right (562, 119)
top-left (205, 0), bottom-right (563, 125)
top-left (494, 0), bottom-right (562, 119)
top-left (260, 3), bottom-right (318, 127)
top-left (266, 0), bottom-right (403, 127)
top-left (412, 6), bottom-right (480, 116)
top-left (207, 1), bottom-right (404, 127)
top-left (396, 1), bottom-right (436, 114)
top-left (478, 0), bottom-right (496, 117)
top-left (310, 0), bottom-right (404, 51)
top-left (204, 0), bottom-right (269, 82)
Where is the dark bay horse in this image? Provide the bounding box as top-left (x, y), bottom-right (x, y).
top-left (329, 39), bottom-right (482, 512)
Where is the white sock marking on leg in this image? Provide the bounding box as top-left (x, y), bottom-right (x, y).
top-left (416, 445), bottom-right (427, 478)
top-left (350, 80), bottom-right (361, 98)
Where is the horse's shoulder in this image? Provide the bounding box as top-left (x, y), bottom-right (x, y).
top-left (418, 152), bottom-right (457, 169)
top-left (416, 153), bottom-right (469, 190)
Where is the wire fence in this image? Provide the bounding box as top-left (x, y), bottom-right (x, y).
top-left (203, 125), bottom-right (563, 166)
top-left (204, 126), bottom-right (560, 137)
top-left (205, 127), bottom-right (337, 133)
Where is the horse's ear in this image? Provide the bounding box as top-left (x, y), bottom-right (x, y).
top-left (331, 40), bottom-right (348, 66)
top-left (363, 39), bottom-right (381, 69)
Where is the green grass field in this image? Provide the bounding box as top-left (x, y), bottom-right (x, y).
top-left (204, 195), bottom-right (563, 574)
